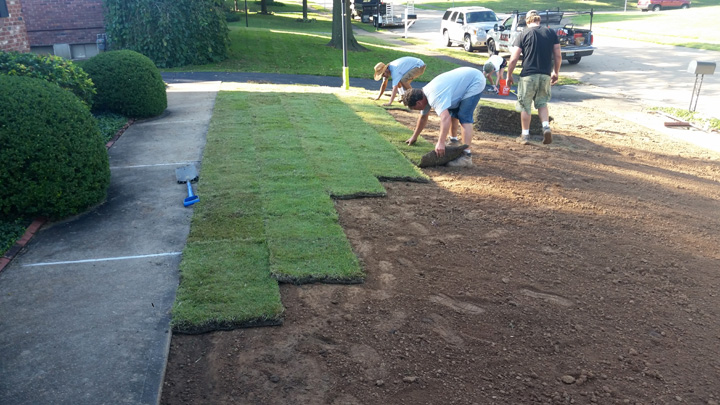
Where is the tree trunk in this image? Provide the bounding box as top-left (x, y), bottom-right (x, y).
top-left (261, 0), bottom-right (269, 14)
top-left (302, 0), bottom-right (308, 20)
top-left (327, 0), bottom-right (366, 51)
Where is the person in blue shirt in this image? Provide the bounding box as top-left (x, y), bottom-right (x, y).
top-left (374, 57), bottom-right (426, 106)
top-left (401, 67), bottom-right (485, 168)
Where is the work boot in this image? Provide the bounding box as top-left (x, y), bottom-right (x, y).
top-left (542, 126), bottom-right (552, 144)
top-left (446, 154), bottom-right (473, 167)
top-left (516, 134), bottom-right (530, 145)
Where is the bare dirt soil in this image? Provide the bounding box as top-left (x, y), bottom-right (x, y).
top-left (161, 99), bottom-right (720, 405)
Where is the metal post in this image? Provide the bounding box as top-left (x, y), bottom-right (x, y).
top-left (245, 0), bottom-right (249, 27)
top-left (689, 74), bottom-right (704, 112)
top-left (341, 0), bottom-right (350, 90)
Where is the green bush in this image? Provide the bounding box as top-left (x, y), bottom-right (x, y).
top-left (0, 76), bottom-right (110, 220)
top-left (82, 50), bottom-right (167, 118)
top-left (0, 51), bottom-right (95, 107)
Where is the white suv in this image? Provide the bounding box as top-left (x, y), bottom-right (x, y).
top-left (440, 7), bottom-right (499, 52)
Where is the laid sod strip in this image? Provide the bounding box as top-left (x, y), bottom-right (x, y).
top-left (172, 240), bottom-right (284, 334)
top-left (172, 94), bottom-right (284, 333)
top-left (245, 91), bottom-right (365, 282)
top-left (346, 99), bottom-right (436, 166)
top-left (278, 92), bottom-right (387, 198)
top-left (172, 84), bottom-right (431, 331)
top-left (333, 95), bottom-right (430, 182)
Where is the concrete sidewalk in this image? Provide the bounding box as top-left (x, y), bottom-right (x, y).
top-left (0, 81), bottom-right (220, 405)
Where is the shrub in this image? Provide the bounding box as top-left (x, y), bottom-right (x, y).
top-left (0, 76), bottom-right (110, 220)
top-left (82, 50), bottom-right (167, 118)
top-left (0, 51), bottom-right (95, 107)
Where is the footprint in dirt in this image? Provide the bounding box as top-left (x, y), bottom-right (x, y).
top-left (429, 293), bottom-right (486, 315)
top-left (520, 288), bottom-right (574, 307)
top-left (424, 313), bottom-right (464, 346)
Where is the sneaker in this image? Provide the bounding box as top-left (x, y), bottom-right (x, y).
top-left (446, 154), bottom-right (473, 167)
top-left (516, 134), bottom-right (530, 145)
top-left (542, 126), bottom-right (552, 144)
top-left (449, 137), bottom-right (460, 144)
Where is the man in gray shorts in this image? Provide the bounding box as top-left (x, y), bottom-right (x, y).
top-left (506, 10), bottom-right (561, 145)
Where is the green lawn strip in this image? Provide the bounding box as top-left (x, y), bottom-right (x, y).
top-left (163, 18), bottom-right (460, 81)
top-left (326, 94), bottom-right (430, 182)
top-left (280, 92), bottom-right (389, 197)
top-left (172, 91), bottom-right (284, 333)
top-left (172, 240), bottom-right (284, 334)
top-left (244, 90), bottom-right (366, 282)
top-left (417, 0), bottom-right (629, 12)
top-left (173, 84), bottom-right (436, 330)
top-left (346, 99), bottom-right (436, 166)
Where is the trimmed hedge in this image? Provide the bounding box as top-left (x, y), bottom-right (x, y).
top-left (82, 50), bottom-right (167, 118)
top-left (0, 76), bottom-right (110, 220)
top-left (0, 51), bottom-right (95, 107)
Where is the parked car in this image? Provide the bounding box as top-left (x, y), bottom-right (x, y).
top-left (440, 7), bottom-right (500, 52)
top-left (637, 0), bottom-right (691, 11)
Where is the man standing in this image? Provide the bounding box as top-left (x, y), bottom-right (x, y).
top-left (374, 57), bottom-right (426, 106)
top-left (506, 10), bottom-right (561, 145)
top-left (401, 67), bottom-right (485, 167)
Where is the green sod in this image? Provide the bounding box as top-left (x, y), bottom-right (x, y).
top-left (171, 83), bottom-right (427, 332)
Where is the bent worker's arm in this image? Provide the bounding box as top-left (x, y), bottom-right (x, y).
top-left (375, 78), bottom-right (389, 100)
top-left (385, 84), bottom-right (401, 106)
top-left (506, 46), bottom-right (522, 87)
top-left (435, 109), bottom-right (452, 156)
top-left (406, 113), bottom-right (428, 145)
top-left (551, 44), bottom-right (561, 85)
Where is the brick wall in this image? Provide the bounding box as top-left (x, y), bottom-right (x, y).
top-left (23, 0), bottom-right (104, 47)
top-left (0, 0), bottom-right (30, 52)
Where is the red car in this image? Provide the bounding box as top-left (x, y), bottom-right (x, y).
top-left (637, 0), bottom-right (691, 11)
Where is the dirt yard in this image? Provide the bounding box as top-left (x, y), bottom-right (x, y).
top-left (160, 98), bottom-right (720, 405)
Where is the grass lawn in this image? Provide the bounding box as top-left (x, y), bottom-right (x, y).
top-left (572, 6), bottom-right (720, 51)
top-left (171, 83), bottom-right (431, 333)
top-left (163, 12), bottom-right (461, 82)
top-left (414, 0), bottom-right (716, 11)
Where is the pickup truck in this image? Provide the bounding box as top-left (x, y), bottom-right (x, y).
top-left (486, 10), bottom-right (595, 65)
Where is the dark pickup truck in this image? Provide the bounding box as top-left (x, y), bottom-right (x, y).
top-left (486, 10), bottom-right (595, 65)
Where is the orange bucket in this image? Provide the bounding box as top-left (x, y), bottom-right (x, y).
top-left (498, 79), bottom-right (510, 96)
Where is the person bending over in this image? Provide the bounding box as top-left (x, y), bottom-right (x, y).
top-left (401, 67), bottom-right (485, 168)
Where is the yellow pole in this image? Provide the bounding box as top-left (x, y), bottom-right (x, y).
top-left (343, 66), bottom-right (350, 90)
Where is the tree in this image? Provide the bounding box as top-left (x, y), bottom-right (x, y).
top-left (327, 0), bottom-right (366, 51)
top-left (261, 0), bottom-right (269, 14)
top-left (303, 0), bottom-right (308, 20)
